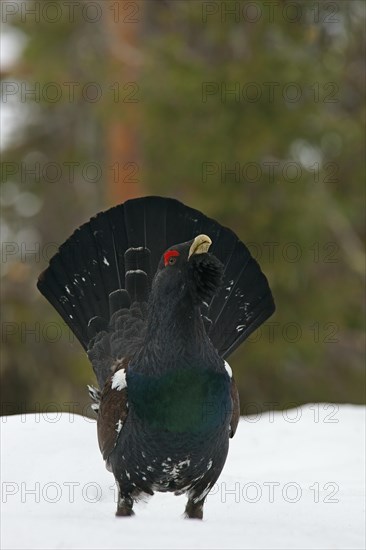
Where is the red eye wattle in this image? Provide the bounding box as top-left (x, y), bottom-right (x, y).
top-left (164, 249), bottom-right (180, 267)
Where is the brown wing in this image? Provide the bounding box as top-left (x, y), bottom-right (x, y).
top-left (230, 377), bottom-right (240, 438)
top-left (97, 358), bottom-right (129, 464)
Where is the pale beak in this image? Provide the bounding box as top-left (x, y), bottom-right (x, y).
top-left (188, 234), bottom-right (212, 258)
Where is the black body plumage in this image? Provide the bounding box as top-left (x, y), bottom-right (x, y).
top-left (37, 196), bottom-right (275, 518)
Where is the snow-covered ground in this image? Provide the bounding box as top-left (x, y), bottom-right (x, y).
top-left (1, 404), bottom-right (365, 550)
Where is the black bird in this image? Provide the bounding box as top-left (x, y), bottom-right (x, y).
top-left (37, 196), bottom-right (275, 519)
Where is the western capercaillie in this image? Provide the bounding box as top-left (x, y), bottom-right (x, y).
top-left (37, 196), bottom-right (275, 519)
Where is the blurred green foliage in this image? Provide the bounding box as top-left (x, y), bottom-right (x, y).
top-left (1, 1), bottom-right (365, 417)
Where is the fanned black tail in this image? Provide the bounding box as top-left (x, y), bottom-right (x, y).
top-left (37, 196), bottom-right (275, 371)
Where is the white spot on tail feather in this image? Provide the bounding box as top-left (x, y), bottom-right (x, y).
top-left (224, 361), bottom-right (232, 378)
top-left (103, 257), bottom-right (110, 266)
top-left (111, 369), bottom-right (126, 391)
top-left (126, 269), bottom-right (146, 276)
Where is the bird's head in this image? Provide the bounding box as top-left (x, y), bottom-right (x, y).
top-left (152, 234), bottom-right (224, 306)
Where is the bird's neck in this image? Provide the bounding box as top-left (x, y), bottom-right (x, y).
top-left (140, 291), bottom-right (211, 367)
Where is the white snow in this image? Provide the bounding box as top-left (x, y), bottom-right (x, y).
top-left (1, 404), bottom-right (365, 550)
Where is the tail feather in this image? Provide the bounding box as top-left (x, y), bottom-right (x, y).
top-left (125, 247), bottom-right (152, 288)
top-left (37, 196), bottom-right (275, 364)
top-left (210, 255), bottom-right (275, 357)
top-left (38, 257), bottom-right (88, 346)
top-left (125, 270), bottom-right (149, 303)
top-left (87, 316), bottom-right (108, 339)
top-left (88, 212), bottom-right (125, 299)
top-left (109, 289), bottom-right (131, 315)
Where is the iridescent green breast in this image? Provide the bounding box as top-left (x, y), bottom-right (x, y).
top-left (127, 367), bottom-right (231, 433)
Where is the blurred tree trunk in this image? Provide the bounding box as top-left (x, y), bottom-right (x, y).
top-left (105, 0), bottom-right (144, 205)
